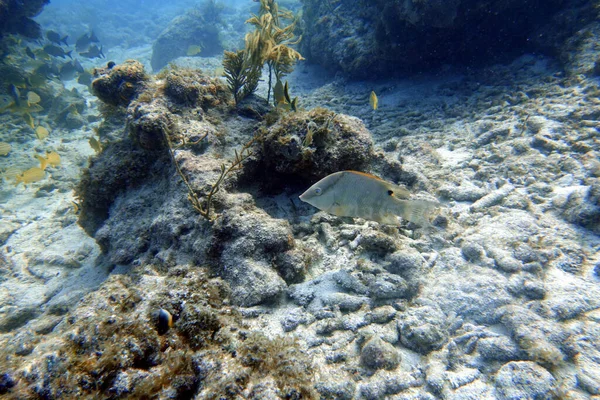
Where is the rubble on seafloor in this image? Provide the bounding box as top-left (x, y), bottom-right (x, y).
top-left (0, 52), bottom-right (599, 399)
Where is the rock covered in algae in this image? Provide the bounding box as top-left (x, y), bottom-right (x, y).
top-left (161, 66), bottom-right (230, 109)
top-left (91, 60), bottom-right (149, 106)
top-left (255, 107), bottom-right (375, 186)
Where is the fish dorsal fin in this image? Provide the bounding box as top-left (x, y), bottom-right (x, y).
top-left (345, 170), bottom-right (411, 199)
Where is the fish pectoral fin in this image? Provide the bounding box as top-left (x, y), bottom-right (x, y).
top-left (328, 202), bottom-right (346, 216)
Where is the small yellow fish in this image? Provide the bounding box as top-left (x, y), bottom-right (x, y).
top-left (214, 67), bottom-right (225, 77)
top-left (26, 91), bottom-right (41, 106)
top-left (46, 151), bottom-right (61, 167)
top-left (23, 112), bottom-right (34, 129)
top-left (15, 167), bottom-right (45, 185)
top-left (369, 91), bottom-right (378, 110)
top-left (0, 142), bottom-right (11, 156)
top-left (186, 45), bottom-right (202, 56)
top-left (35, 151), bottom-right (60, 170)
top-left (35, 126), bottom-right (49, 140)
top-left (299, 171), bottom-right (438, 226)
top-left (71, 201), bottom-right (80, 214)
top-left (274, 79), bottom-right (285, 106)
top-left (89, 137), bottom-right (102, 153)
top-left (2, 166), bottom-right (20, 181)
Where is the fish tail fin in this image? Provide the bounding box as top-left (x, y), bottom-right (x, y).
top-left (35, 155), bottom-right (48, 170)
top-left (394, 199), bottom-right (439, 226)
top-left (62, 35), bottom-right (69, 46)
top-left (66, 50), bottom-right (73, 59)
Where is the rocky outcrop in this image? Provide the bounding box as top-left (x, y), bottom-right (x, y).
top-left (300, 0), bottom-right (596, 77)
top-left (0, 0), bottom-right (48, 38)
top-left (151, 8), bottom-right (224, 72)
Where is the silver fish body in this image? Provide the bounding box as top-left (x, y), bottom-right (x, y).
top-left (299, 171), bottom-right (438, 226)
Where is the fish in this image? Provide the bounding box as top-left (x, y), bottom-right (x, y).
top-left (370, 91), bottom-right (378, 110)
top-left (186, 45), bottom-right (202, 56)
top-left (2, 166), bottom-right (20, 181)
top-left (15, 167), bottom-right (45, 185)
top-left (79, 44), bottom-right (104, 59)
top-left (299, 171), bottom-right (439, 226)
top-left (26, 91), bottom-right (41, 106)
top-left (43, 44), bottom-right (72, 59)
top-left (0, 95), bottom-right (15, 111)
top-left (9, 84), bottom-right (21, 107)
top-left (214, 67), bottom-right (225, 77)
top-left (273, 80), bottom-right (298, 111)
top-left (35, 126), bottom-right (49, 140)
top-left (0, 142), bottom-right (11, 156)
top-left (33, 62), bottom-right (60, 80)
top-left (77, 70), bottom-right (93, 86)
top-left (75, 31), bottom-right (99, 52)
top-left (23, 113), bottom-right (34, 129)
top-left (46, 30), bottom-right (68, 46)
top-left (27, 72), bottom-right (47, 88)
top-left (274, 79), bottom-right (285, 106)
top-left (35, 151), bottom-right (60, 170)
top-left (46, 151), bottom-right (60, 167)
top-left (73, 59), bottom-right (84, 73)
top-left (89, 136), bottom-right (102, 153)
top-left (25, 46), bottom-right (36, 60)
top-left (59, 61), bottom-right (79, 80)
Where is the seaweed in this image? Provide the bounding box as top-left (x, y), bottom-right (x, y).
top-left (245, 0), bottom-right (303, 103)
top-left (222, 49), bottom-right (261, 104)
top-left (222, 0), bottom-right (303, 105)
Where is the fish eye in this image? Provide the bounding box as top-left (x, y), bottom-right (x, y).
top-left (314, 187), bottom-right (322, 195)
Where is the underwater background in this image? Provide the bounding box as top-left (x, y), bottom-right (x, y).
top-left (0, 0), bottom-right (599, 398)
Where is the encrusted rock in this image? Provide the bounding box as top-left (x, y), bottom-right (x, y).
top-left (360, 336), bottom-right (400, 370)
top-left (254, 107), bottom-right (374, 187)
top-left (161, 67), bottom-right (229, 108)
top-left (210, 207), bottom-right (294, 306)
top-left (477, 335), bottom-right (522, 362)
top-left (398, 305), bottom-right (448, 354)
top-left (92, 60), bottom-right (149, 106)
top-left (494, 361), bottom-right (556, 400)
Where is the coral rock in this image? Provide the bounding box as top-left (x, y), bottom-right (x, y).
top-left (92, 60), bottom-right (149, 106)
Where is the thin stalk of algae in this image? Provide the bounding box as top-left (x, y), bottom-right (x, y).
top-left (162, 122), bottom-right (265, 221)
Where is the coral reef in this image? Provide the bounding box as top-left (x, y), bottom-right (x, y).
top-left (3, 28), bottom-right (600, 399)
